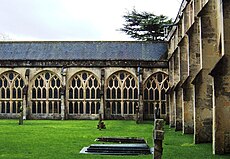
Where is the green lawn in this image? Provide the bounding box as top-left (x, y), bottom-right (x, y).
top-left (0, 120), bottom-right (229, 159)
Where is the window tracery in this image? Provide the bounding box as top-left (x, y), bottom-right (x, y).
top-left (31, 71), bottom-right (61, 114)
top-left (105, 71), bottom-right (138, 116)
top-left (0, 71), bottom-right (24, 114)
top-left (68, 71), bottom-right (101, 115)
top-left (143, 72), bottom-right (169, 119)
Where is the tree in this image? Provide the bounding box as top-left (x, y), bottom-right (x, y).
top-left (0, 33), bottom-right (12, 41)
top-left (120, 9), bottom-right (172, 41)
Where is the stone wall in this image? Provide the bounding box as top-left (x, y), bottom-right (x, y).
top-left (167, 0), bottom-right (230, 155)
top-left (0, 62), bottom-right (168, 121)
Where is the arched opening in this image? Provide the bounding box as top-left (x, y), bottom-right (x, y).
top-left (31, 71), bottom-right (61, 115)
top-left (143, 72), bottom-right (169, 120)
top-left (0, 71), bottom-right (24, 115)
top-left (105, 71), bottom-right (138, 119)
top-left (67, 71), bottom-right (101, 117)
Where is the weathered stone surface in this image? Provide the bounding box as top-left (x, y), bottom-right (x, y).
top-left (0, 60), bottom-right (168, 68)
top-left (166, 0), bottom-right (229, 155)
top-left (153, 119), bottom-right (164, 159)
top-left (175, 87), bottom-right (183, 131)
top-left (0, 66), bottom-right (168, 120)
top-left (187, 18), bottom-right (201, 77)
top-left (169, 90), bottom-right (176, 127)
top-left (154, 130), bottom-right (164, 140)
top-left (182, 78), bottom-right (194, 134)
top-left (193, 69), bottom-right (213, 143)
top-left (211, 56), bottom-right (230, 154)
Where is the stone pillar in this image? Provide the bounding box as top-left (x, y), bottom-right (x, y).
top-left (60, 89), bottom-right (65, 120)
top-left (61, 67), bottom-right (67, 120)
top-left (24, 69), bottom-right (30, 119)
top-left (186, 17), bottom-right (201, 135)
top-left (211, 0), bottom-right (230, 154)
top-left (169, 90), bottom-right (175, 127)
top-left (191, 0), bottom-right (220, 144)
top-left (182, 79), bottom-right (194, 134)
top-left (200, 0), bottom-right (219, 70)
top-left (165, 93), bottom-right (170, 125)
top-left (138, 67), bottom-right (143, 123)
top-left (211, 56), bottom-right (230, 154)
top-left (100, 69), bottom-right (105, 119)
top-left (175, 86), bottom-right (183, 131)
top-left (22, 85), bottom-right (28, 120)
top-left (193, 69), bottom-right (213, 143)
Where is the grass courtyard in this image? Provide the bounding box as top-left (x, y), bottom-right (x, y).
top-left (0, 120), bottom-right (229, 159)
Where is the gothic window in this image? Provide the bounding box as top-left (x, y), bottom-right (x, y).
top-left (0, 71), bottom-right (24, 114)
top-left (31, 71), bottom-right (61, 114)
top-left (68, 71), bottom-right (100, 115)
top-left (143, 72), bottom-right (169, 119)
top-left (105, 71), bottom-right (138, 116)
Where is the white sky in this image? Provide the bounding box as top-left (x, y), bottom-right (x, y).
top-left (0, 0), bottom-right (182, 41)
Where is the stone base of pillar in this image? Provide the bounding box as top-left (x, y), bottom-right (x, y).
top-left (175, 120), bottom-right (182, 131)
top-left (183, 125), bottom-right (194, 134)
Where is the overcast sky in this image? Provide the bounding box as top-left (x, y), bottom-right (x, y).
top-left (0, 0), bottom-right (182, 41)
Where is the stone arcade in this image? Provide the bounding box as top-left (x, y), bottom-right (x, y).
top-left (0, 41), bottom-right (169, 121)
top-left (0, 0), bottom-right (229, 156)
top-left (167, 0), bottom-right (230, 155)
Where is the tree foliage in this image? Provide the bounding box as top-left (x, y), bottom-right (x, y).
top-left (0, 33), bottom-right (12, 41)
top-left (120, 9), bottom-right (172, 41)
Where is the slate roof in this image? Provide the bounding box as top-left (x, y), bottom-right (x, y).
top-left (0, 41), bottom-right (167, 61)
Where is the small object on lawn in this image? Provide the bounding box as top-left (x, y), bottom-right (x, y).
top-left (95, 137), bottom-right (146, 144)
top-left (18, 106), bottom-right (23, 125)
top-left (135, 105), bottom-right (140, 124)
top-left (154, 105), bottom-right (160, 121)
top-left (97, 113), bottom-right (106, 130)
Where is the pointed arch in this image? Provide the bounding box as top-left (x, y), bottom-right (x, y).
top-left (67, 71), bottom-right (101, 115)
top-left (30, 71), bottom-right (62, 115)
top-left (105, 70), bottom-right (138, 118)
top-left (143, 72), bottom-right (169, 120)
top-left (0, 71), bottom-right (24, 114)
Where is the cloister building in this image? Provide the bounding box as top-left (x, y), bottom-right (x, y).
top-left (0, 0), bottom-right (229, 156)
top-left (0, 41), bottom-right (169, 121)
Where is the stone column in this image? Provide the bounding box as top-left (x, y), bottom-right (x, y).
top-left (24, 69), bottom-right (30, 120)
top-left (175, 86), bottom-right (183, 131)
top-left (169, 89), bottom-right (175, 127)
top-left (192, 70), bottom-right (213, 143)
top-left (22, 85), bottom-right (28, 120)
top-left (22, 96), bottom-right (26, 120)
top-left (211, 0), bottom-right (230, 154)
top-left (61, 67), bottom-right (67, 120)
top-left (182, 79), bottom-right (194, 134)
top-left (211, 56), bottom-right (230, 154)
top-left (165, 93), bottom-right (170, 125)
top-left (192, 0), bottom-right (219, 143)
top-left (137, 67), bottom-right (143, 123)
top-left (60, 88), bottom-right (65, 120)
top-left (186, 17), bottom-right (201, 135)
top-left (100, 69), bottom-right (105, 119)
